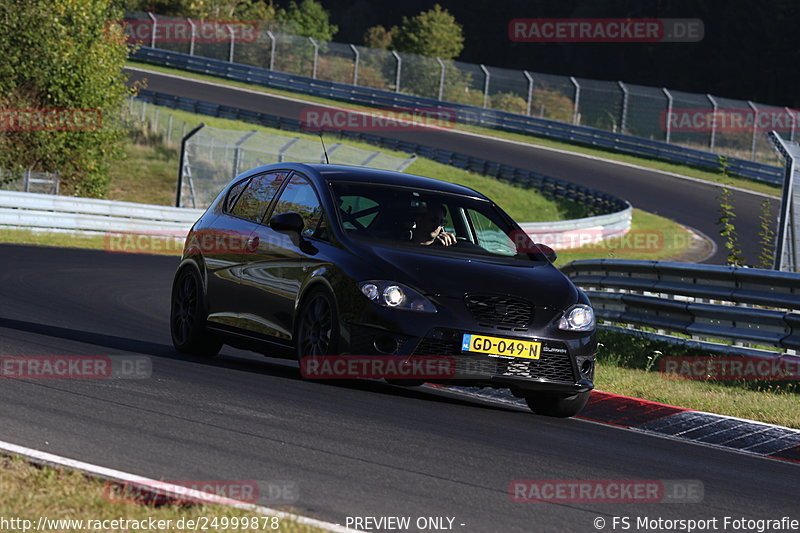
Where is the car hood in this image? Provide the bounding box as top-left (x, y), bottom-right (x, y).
top-left (354, 243), bottom-right (578, 309)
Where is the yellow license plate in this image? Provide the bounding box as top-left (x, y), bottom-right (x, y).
top-left (461, 334), bottom-right (541, 359)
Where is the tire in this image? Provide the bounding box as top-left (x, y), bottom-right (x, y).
top-left (524, 391), bottom-right (591, 418)
top-left (295, 288), bottom-right (340, 359)
top-left (170, 267), bottom-right (222, 357)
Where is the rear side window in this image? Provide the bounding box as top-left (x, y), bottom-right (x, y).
top-left (271, 174), bottom-right (325, 237)
top-left (229, 171), bottom-right (288, 222)
top-left (225, 178), bottom-right (250, 212)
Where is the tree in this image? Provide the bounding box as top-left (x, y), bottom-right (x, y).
top-left (391, 4), bottom-right (464, 59)
top-left (277, 0), bottom-right (337, 41)
top-left (363, 25), bottom-right (394, 49)
top-left (0, 0), bottom-right (132, 197)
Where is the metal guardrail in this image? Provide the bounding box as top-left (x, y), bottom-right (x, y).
top-left (561, 259), bottom-right (800, 358)
top-left (131, 47), bottom-right (784, 185)
top-left (0, 190), bottom-right (202, 235)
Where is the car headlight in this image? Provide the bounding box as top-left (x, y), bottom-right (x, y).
top-left (558, 304), bottom-right (595, 331)
top-left (359, 281), bottom-right (436, 312)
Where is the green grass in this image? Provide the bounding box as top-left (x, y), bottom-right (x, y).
top-left (594, 329), bottom-right (800, 428)
top-left (0, 455), bottom-right (321, 532)
top-left (554, 209), bottom-right (705, 265)
top-left (129, 61), bottom-right (782, 197)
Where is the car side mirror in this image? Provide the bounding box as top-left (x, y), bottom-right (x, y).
top-left (535, 243), bottom-right (557, 262)
top-left (269, 212), bottom-right (305, 234)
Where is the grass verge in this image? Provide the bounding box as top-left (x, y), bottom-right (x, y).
top-left (595, 329), bottom-right (800, 429)
top-left (128, 61), bottom-right (781, 197)
top-left (0, 455), bottom-right (321, 532)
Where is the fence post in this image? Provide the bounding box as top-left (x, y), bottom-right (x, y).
top-left (748, 101), bottom-right (759, 160)
top-left (480, 65), bottom-right (490, 108)
top-left (187, 18), bottom-right (196, 55)
top-left (277, 138), bottom-right (300, 163)
top-left (350, 44), bottom-right (359, 85)
top-left (309, 38), bottom-right (319, 79)
top-left (146, 12), bottom-right (157, 48)
top-left (23, 170), bottom-right (30, 193)
top-left (618, 81), bottom-right (628, 134)
top-left (140, 101), bottom-right (147, 123)
top-left (662, 88), bottom-right (673, 143)
top-left (436, 57), bottom-right (446, 101)
top-left (232, 131), bottom-right (257, 177)
top-left (392, 51), bottom-right (402, 93)
top-left (227, 24), bottom-right (235, 62)
top-left (570, 77), bottom-right (580, 125)
top-left (167, 115), bottom-right (174, 144)
top-left (707, 94), bottom-right (718, 150)
top-left (153, 108), bottom-right (159, 134)
top-left (524, 71), bottom-right (534, 116)
top-left (266, 31), bottom-right (276, 70)
top-left (176, 123), bottom-right (205, 207)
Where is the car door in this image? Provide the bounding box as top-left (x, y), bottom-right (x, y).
top-left (205, 170), bottom-right (289, 330)
top-left (237, 172), bottom-right (328, 341)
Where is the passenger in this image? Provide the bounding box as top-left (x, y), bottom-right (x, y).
top-left (412, 202), bottom-right (456, 246)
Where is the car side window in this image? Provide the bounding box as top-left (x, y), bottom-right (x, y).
top-left (230, 171), bottom-right (288, 222)
top-left (467, 209), bottom-right (517, 256)
top-left (225, 178), bottom-right (251, 213)
top-left (270, 174), bottom-right (325, 238)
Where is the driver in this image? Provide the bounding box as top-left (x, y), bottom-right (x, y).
top-left (411, 202), bottom-right (456, 246)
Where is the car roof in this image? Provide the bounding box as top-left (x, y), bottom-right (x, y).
top-left (265, 163), bottom-right (487, 199)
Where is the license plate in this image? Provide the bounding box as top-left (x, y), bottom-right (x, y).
top-left (461, 334), bottom-right (541, 359)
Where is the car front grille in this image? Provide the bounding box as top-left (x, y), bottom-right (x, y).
top-left (464, 293), bottom-right (532, 331)
top-left (412, 331), bottom-right (575, 383)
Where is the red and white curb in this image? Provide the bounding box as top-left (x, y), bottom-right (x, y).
top-left (0, 439), bottom-right (362, 533)
top-left (427, 386), bottom-right (800, 465)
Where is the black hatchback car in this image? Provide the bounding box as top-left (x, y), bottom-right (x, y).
top-left (170, 163), bottom-right (596, 417)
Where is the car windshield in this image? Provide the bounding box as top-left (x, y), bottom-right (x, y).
top-left (330, 181), bottom-right (548, 262)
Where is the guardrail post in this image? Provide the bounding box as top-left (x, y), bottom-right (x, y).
top-left (187, 18), bottom-right (196, 55)
top-left (524, 71), bottom-right (534, 116)
top-left (707, 94), bottom-right (718, 150)
top-left (786, 107), bottom-right (797, 142)
top-left (227, 24), bottom-right (235, 62)
top-left (176, 123), bottom-right (205, 207)
top-left (480, 65), bottom-right (490, 108)
top-left (232, 130), bottom-right (257, 177)
top-left (748, 101), bottom-right (759, 160)
top-left (350, 44), bottom-right (360, 85)
top-left (392, 51), bottom-right (402, 93)
top-left (662, 88), bottom-right (673, 143)
top-left (570, 77), bottom-right (580, 125)
top-left (436, 57), bottom-right (446, 101)
top-left (618, 81), bottom-right (628, 134)
top-left (309, 38), bottom-right (319, 79)
top-left (146, 12), bottom-right (157, 48)
top-left (23, 169), bottom-right (30, 193)
top-left (266, 31), bottom-right (276, 71)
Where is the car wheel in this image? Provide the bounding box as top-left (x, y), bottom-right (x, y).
top-left (296, 288), bottom-right (340, 358)
top-left (524, 391), bottom-right (590, 418)
top-left (170, 267), bottom-right (222, 357)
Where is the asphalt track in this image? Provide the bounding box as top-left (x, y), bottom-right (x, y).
top-left (126, 67), bottom-right (782, 266)
top-left (1, 244), bottom-right (797, 532)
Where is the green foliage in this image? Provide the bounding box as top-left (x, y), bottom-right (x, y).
top-left (277, 0), bottom-right (338, 41)
top-left (757, 198), bottom-right (776, 269)
top-left (363, 25), bottom-right (393, 49)
top-left (717, 186), bottom-right (745, 266)
top-left (392, 4), bottom-right (464, 60)
top-left (490, 93), bottom-right (527, 114)
top-left (0, 0), bottom-right (132, 197)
